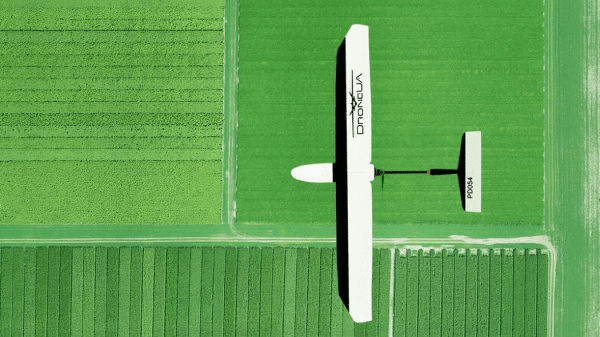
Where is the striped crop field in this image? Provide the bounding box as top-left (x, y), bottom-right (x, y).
top-left (236, 0), bottom-right (545, 226)
top-left (0, 1), bottom-right (224, 225)
top-left (0, 246), bottom-right (549, 336)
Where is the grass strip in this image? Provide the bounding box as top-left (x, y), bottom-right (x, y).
top-left (454, 249), bottom-right (466, 336)
top-left (188, 247), bottom-right (203, 336)
top-left (418, 249), bottom-right (431, 336)
top-left (129, 247), bottom-right (143, 337)
top-left (247, 247), bottom-right (261, 336)
top-left (501, 249), bottom-right (514, 336)
top-left (12, 248), bottom-right (24, 337)
top-left (1, 248), bottom-right (11, 337)
top-left (48, 247), bottom-right (60, 337)
top-left (141, 248), bottom-right (155, 337)
top-left (224, 247), bottom-right (238, 336)
top-left (94, 247), bottom-right (107, 337)
top-left (36, 247), bottom-right (48, 337)
top-left (24, 248), bottom-right (36, 337)
top-left (176, 247), bottom-right (191, 336)
top-left (294, 248), bottom-right (309, 336)
top-left (430, 249), bottom-right (442, 336)
top-left (271, 247), bottom-right (285, 336)
top-left (71, 248), bottom-right (83, 337)
top-left (200, 247), bottom-right (215, 334)
top-left (394, 249), bottom-right (407, 337)
top-left (82, 247), bottom-right (95, 337)
top-left (406, 249), bottom-right (419, 336)
top-left (318, 248), bottom-right (333, 337)
top-left (212, 247), bottom-right (226, 336)
top-left (466, 249), bottom-right (479, 337)
top-left (378, 249), bottom-right (392, 337)
top-left (106, 247), bottom-right (119, 337)
top-left (477, 249), bottom-right (490, 337)
top-left (513, 249), bottom-right (526, 336)
top-left (235, 247), bottom-right (249, 337)
top-left (524, 249), bottom-right (538, 336)
top-left (259, 247), bottom-right (273, 336)
top-left (536, 251), bottom-right (548, 336)
top-left (307, 247), bottom-right (321, 336)
top-left (283, 247), bottom-right (297, 336)
top-left (365, 249), bottom-right (379, 336)
top-left (152, 247), bottom-right (167, 337)
top-left (164, 247), bottom-right (178, 336)
top-left (441, 249), bottom-right (454, 337)
top-left (118, 247), bottom-right (131, 337)
top-left (489, 249), bottom-right (502, 335)
top-left (330, 249), bottom-right (342, 337)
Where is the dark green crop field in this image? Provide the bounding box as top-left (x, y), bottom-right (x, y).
top-left (0, 246), bottom-right (548, 336)
top-left (0, 1), bottom-right (224, 225)
top-left (236, 0), bottom-right (544, 226)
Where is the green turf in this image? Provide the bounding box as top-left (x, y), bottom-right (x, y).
top-left (0, 2), bottom-right (224, 225)
top-left (236, 0), bottom-right (544, 226)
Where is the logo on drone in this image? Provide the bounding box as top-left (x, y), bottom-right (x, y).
top-left (349, 71), bottom-right (364, 138)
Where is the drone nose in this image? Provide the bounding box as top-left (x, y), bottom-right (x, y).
top-left (291, 163), bottom-right (334, 183)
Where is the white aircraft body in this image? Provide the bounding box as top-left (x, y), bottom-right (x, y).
top-left (291, 24), bottom-right (481, 324)
top-left (292, 24), bottom-right (374, 323)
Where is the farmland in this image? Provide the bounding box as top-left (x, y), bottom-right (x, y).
top-left (236, 0), bottom-right (544, 226)
top-left (0, 2), bottom-right (224, 225)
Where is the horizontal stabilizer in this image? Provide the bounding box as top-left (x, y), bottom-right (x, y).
top-left (459, 131), bottom-right (481, 213)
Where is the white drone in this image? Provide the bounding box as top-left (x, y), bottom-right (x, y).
top-left (291, 25), bottom-right (481, 323)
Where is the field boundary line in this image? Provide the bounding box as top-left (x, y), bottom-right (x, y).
top-left (544, 0), bottom-right (556, 334)
top-left (388, 248), bottom-right (395, 337)
top-left (222, 0), bottom-right (240, 233)
top-left (583, 0), bottom-right (600, 333)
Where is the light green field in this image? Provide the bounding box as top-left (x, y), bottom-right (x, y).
top-left (0, 2), bottom-right (224, 225)
top-left (236, 0), bottom-right (544, 226)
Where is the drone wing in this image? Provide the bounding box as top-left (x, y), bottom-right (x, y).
top-left (346, 173), bottom-right (373, 323)
top-left (337, 24), bottom-right (374, 323)
top-left (345, 25), bottom-right (371, 166)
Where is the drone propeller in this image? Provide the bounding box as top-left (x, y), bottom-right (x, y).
top-left (374, 152), bottom-right (427, 188)
top-left (381, 153), bottom-right (385, 193)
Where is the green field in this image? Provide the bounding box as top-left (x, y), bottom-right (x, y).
top-left (0, 1), bottom-right (224, 225)
top-left (0, 0), bottom-right (598, 335)
top-left (236, 0), bottom-right (544, 226)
